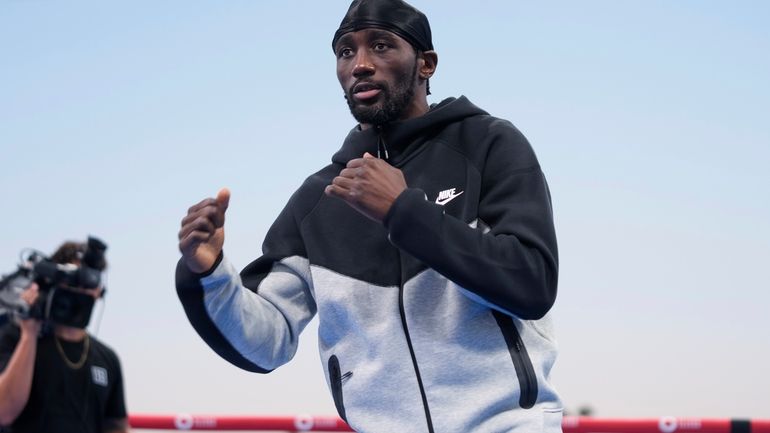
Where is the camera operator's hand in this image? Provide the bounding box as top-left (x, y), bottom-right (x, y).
top-left (18, 283), bottom-right (41, 336)
top-left (178, 188), bottom-right (230, 274)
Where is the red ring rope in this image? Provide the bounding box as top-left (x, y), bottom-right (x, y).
top-left (128, 414), bottom-right (770, 432)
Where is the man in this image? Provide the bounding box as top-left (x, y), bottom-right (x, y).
top-left (0, 240), bottom-right (130, 433)
top-left (176, 0), bottom-right (562, 431)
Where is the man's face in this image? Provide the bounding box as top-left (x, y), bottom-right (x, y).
top-left (335, 28), bottom-right (421, 126)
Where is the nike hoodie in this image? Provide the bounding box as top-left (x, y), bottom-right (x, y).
top-left (176, 96), bottom-right (563, 433)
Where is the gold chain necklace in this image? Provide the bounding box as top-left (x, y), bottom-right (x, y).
top-left (54, 334), bottom-right (90, 370)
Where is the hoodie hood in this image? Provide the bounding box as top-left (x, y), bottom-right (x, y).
top-left (332, 96), bottom-right (488, 165)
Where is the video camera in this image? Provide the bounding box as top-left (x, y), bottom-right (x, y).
top-left (0, 236), bottom-right (107, 329)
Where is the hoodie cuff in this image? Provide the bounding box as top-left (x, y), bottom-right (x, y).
top-left (175, 251), bottom-right (224, 292)
top-left (384, 188), bottom-right (444, 248)
top-left (384, 188), bottom-right (424, 227)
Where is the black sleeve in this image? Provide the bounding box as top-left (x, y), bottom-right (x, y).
top-left (384, 124), bottom-right (558, 320)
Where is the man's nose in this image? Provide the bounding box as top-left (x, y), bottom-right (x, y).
top-left (352, 52), bottom-right (375, 77)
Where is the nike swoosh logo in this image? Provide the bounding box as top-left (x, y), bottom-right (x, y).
top-left (435, 190), bottom-right (464, 205)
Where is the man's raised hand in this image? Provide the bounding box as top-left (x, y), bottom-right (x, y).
top-left (178, 188), bottom-right (230, 273)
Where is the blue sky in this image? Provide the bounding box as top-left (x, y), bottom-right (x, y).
top-left (1, 0), bottom-right (769, 421)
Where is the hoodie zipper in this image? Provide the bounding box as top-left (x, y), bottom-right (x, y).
top-left (398, 256), bottom-right (435, 433)
top-left (492, 311), bottom-right (538, 409)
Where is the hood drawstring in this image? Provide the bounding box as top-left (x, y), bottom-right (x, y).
top-left (375, 125), bottom-right (390, 162)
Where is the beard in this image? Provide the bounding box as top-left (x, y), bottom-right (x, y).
top-left (345, 60), bottom-right (419, 126)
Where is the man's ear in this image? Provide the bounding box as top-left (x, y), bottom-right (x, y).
top-left (418, 50), bottom-right (438, 80)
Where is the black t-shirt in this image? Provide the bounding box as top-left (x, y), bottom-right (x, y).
top-left (0, 324), bottom-right (127, 433)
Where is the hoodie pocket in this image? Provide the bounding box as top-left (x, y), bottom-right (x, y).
top-left (328, 355), bottom-right (351, 422)
top-left (492, 311), bottom-right (538, 409)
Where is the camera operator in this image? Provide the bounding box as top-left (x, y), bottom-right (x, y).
top-left (0, 240), bottom-right (130, 433)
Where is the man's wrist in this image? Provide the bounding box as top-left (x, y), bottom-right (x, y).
top-left (18, 325), bottom-right (39, 342)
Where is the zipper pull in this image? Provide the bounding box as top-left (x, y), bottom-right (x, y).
top-left (375, 126), bottom-right (389, 161)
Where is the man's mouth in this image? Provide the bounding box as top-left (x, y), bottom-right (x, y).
top-left (352, 82), bottom-right (383, 102)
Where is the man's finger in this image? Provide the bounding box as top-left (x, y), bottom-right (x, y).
top-left (331, 176), bottom-right (356, 191)
top-left (325, 182), bottom-right (354, 200)
top-left (216, 188), bottom-right (231, 211)
top-left (363, 152), bottom-right (375, 159)
top-left (346, 158), bottom-right (365, 168)
top-left (178, 230), bottom-right (211, 254)
top-left (338, 167), bottom-right (364, 179)
top-left (187, 197), bottom-right (218, 214)
top-left (178, 215), bottom-right (216, 241)
top-left (210, 188), bottom-right (230, 228)
top-left (180, 204), bottom-right (221, 228)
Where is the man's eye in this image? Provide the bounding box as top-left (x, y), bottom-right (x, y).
top-left (337, 48), bottom-right (353, 58)
top-left (373, 43), bottom-right (389, 51)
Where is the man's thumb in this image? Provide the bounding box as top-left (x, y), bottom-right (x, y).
top-left (216, 188), bottom-right (231, 212)
top-left (363, 152), bottom-right (375, 159)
